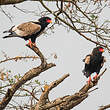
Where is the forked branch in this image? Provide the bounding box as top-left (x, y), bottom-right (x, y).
top-left (0, 45), bottom-right (55, 110)
top-left (34, 68), bottom-right (107, 110)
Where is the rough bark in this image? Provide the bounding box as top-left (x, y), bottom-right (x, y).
top-left (0, 44), bottom-right (55, 110)
top-left (34, 68), bottom-right (107, 110)
top-left (0, 0), bottom-right (25, 5)
top-left (99, 104), bottom-right (110, 110)
top-left (0, 0), bottom-right (71, 5)
top-left (35, 74), bottom-right (70, 110)
top-left (0, 0), bottom-right (109, 109)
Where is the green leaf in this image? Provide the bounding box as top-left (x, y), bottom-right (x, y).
top-left (35, 80), bottom-right (41, 85)
top-left (90, 14), bottom-right (97, 20)
top-left (25, 93), bottom-right (28, 96)
top-left (8, 78), bottom-right (14, 84)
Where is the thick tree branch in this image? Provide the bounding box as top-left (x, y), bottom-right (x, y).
top-left (0, 0), bottom-right (25, 5)
top-left (34, 68), bottom-right (107, 110)
top-left (26, 45), bottom-right (47, 67)
top-left (35, 74), bottom-right (70, 110)
top-left (79, 68), bottom-right (107, 93)
top-left (0, 0), bottom-right (71, 5)
top-left (0, 45), bottom-right (56, 110)
top-left (99, 104), bottom-right (110, 110)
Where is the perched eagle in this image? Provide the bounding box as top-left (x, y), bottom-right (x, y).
top-left (3, 17), bottom-right (52, 47)
top-left (82, 46), bottom-right (106, 84)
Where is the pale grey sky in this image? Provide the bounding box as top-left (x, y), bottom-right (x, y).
top-left (0, 1), bottom-right (110, 110)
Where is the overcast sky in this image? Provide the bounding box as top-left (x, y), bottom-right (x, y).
top-left (0, 1), bottom-right (110, 110)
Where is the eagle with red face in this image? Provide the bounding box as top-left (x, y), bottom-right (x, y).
top-left (3, 17), bottom-right (52, 47)
top-left (82, 46), bottom-right (106, 84)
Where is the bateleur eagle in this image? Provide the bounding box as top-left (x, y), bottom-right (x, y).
top-left (82, 46), bottom-right (106, 84)
top-left (3, 17), bottom-right (52, 47)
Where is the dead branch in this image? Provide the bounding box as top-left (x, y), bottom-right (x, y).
top-left (0, 0), bottom-right (72, 5)
top-left (20, 88), bottom-right (39, 101)
top-left (35, 74), bottom-right (70, 110)
top-left (79, 68), bottom-right (107, 93)
top-left (0, 0), bottom-right (25, 5)
top-left (26, 45), bottom-right (47, 68)
top-left (0, 56), bottom-right (39, 64)
top-left (0, 44), bottom-right (56, 110)
top-left (33, 68), bottom-right (107, 110)
top-left (0, 7), bottom-right (13, 21)
top-left (99, 104), bottom-right (110, 110)
top-left (39, 0), bottom-right (110, 52)
top-left (0, 0), bottom-right (108, 5)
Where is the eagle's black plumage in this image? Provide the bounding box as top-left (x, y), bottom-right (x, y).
top-left (82, 46), bottom-right (106, 83)
top-left (3, 17), bottom-right (52, 46)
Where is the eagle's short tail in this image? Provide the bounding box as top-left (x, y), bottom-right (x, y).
top-left (3, 26), bottom-right (15, 33)
top-left (3, 35), bottom-right (14, 39)
top-left (3, 31), bottom-right (9, 33)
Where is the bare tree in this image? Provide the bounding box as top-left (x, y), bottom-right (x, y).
top-left (0, 44), bottom-right (107, 110)
top-left (0, 0), bottom-right (110, 110)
